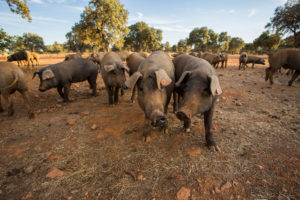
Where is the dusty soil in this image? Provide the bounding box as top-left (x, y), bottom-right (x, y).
top-left (0, 54), bottom-right (299, 200)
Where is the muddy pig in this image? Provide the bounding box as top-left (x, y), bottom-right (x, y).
top-left (64, 52), bottom-right (82, 61)
top-left (239, 52), bottom-right (248, 70)
top-left (33, 58), bottom-right (98, 102)
top-left (125, 51), bottom-right (175, 141)
top-left (265, 48), bottom-right (300, 86)
top-left (0, 62), bottom-right (34, 118)
top-left (173, 54), bottom-right (222, 151)
top-left (126, 52), bottom-right (145, 102)
top-left (245, 56), bottom-right (265, 68)
top-left (100, 52), bottom-right (129, 105)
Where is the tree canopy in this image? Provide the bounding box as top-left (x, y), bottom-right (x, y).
top-left (22, 33), bottom-right (45, 52)
top-left (188, 27), bottom-right (209, 52)
top-left (266, 0), bottom-right (300, 47)
top-left (253, 31), bottom-right (282, 51)
top-left (5, 0), bottom-right (31, 22)
top-left (228, 37), bottom-right (245, 54)
top-left (66, 0), bottom-right (129, 52)
top-left (124, 21), bottom-right (162, 52)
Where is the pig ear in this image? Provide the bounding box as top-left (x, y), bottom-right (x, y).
top-left (175, 71), bottom-right (191, 87)
top-left (104, 64), bottom-right (115, 72)
top-left (32, 70), bottom-right (40, 79)
top-left (42, 70), bottom-right (55, 80)
top-left (125, 72), bottom-right (142, 92)
top-left (121, 65), bottom-right (130, 72)
top-left (155, 69), bottom-right (172, 90)
top-left (209, 75), bottom-right (222, 96)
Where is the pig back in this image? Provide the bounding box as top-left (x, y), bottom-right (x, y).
top-left (51, 58), bottom-right (98, 83)
top-left (173, 54), bottom-right (215, 81)
top-left (138, 51), bottom-right (175, 81)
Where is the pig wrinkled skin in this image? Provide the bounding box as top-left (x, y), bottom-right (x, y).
top-left (0, 62), bottom-right (34, 118)
top-left (173, 54), bottom-right (222, 151)
top-left (126, 52), bottom-right (145, 102)
top-left (33, 58), bottom-right (98, 102)
top-left (125, 51), bottom-right (175, 141)
top-left (100, 52), bottom-right (129, 105)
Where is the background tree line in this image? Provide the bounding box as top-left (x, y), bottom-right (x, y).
top-left (1, 0), bottom-right (299, 54)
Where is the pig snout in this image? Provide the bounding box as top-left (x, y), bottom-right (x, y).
top-left (151, 114), bottom-right (167, 127)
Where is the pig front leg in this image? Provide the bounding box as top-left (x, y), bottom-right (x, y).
top-left (63, 83), bottom-right (71, 102)
top-left (173, 91), bottom-right (178, 113)
top-left (203, 102), bottom-right (220, 151)
top-left (288, 70), bottom-right (300, 86)
top-left (114, 87), bottom-right (119, 104)
top-left (143, 118), bottom-right (152, 142)
top-left (106, 86), bottom-right (114, 105)
top-left (57, 86), bottom-right (64, 99)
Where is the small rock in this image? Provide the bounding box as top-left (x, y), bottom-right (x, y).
top-left (56, 104), bottom-right (62, 108)
top-left (137, 174), bottom-right (143, 180)
top-left (282, 187), bottom-right (287, 193)
top-left (34, 94), bottom-right (39, 98)
top-left (214, 186), bottom-right (221, 194)
top-left (24, 192), bottom-right (32, 199)
top-left (81, 111), bottom-right (90, 116)
top-left (46, 167), bottom-right (67, 179)
top-left (67, 119), bottom-right (76, 125)
top-left (256, 164), bottom-right (264, 170)
top-left (233, 180), bottom-right (239, 186)
top-left (220, 181), bottom-right (232, 191)
top-left (24, 166), bottom-right (34, 174)
top-left (236, 102), bottom-right (242, 106)
top-left (64, 196), bottom-right (72, 200)
top-left (176, 187), bottom-right (190, 200)
top-left (91, 124), bottom-right (97, 130)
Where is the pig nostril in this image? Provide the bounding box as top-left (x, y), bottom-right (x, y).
top-left (159, 116), bottom-right (167, 124)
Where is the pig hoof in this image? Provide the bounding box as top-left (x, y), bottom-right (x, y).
top-left (163, 128), bottom-right (169, 134)
top-left (214, 145), bottom-right (221, 152)
top-left (185, 128), bottom-right (191, 133)
top-left (208, 145), bottom-right (221, 152)
top-left (8, 110), bottom-right (14, 116)
top-left (143, 135), bottom-right (151, 142)
top-left (28, 112), bottom-right (35, 119)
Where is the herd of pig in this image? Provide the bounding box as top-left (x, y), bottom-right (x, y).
top-left (0, 48), bottom-right (299, 151)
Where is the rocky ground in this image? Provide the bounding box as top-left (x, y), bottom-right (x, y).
top-left (0, 54), bottom-right (299, 200)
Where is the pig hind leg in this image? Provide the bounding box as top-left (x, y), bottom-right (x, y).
top-left (87, 76), bottom-right (97, 96)
top-left (130, 85), bottom-right (137, 103)
top-left (288, 70), bottom-right (300, 86)
top-left (18, 89), bottom-right (34, 118)
top-left (2, 93), bottom-right (14, 116)
top-left (63, 83), bottom-right (71, 102)
top-left (0, 95), bottom-right (4, 112)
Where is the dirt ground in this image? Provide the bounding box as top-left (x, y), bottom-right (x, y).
top-left (0, 54), bottom-right (299, 200)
